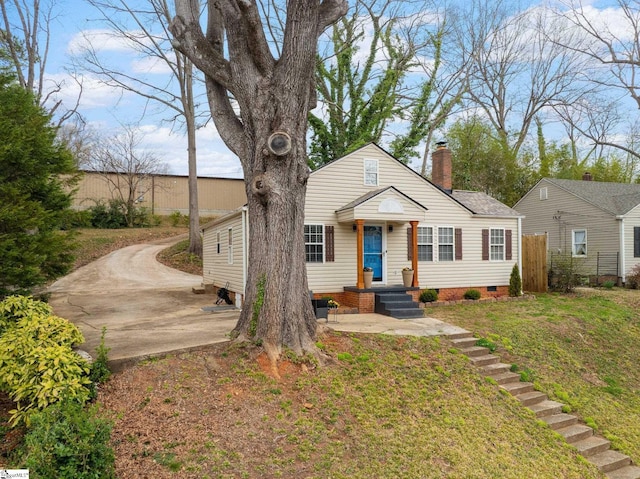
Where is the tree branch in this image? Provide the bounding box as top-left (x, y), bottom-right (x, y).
top-left (318, 0), bottom-right (349, 30)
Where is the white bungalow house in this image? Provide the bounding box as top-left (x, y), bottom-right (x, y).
top-left (201, 143), bottom-right (523, 314)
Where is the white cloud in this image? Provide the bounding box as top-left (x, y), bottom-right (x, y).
top-left (131, 56), bottom-right (174, 75)
top-left (67, 29), bottom-right (142, 55)
top-left (43, 72), bottom-right (131, 111)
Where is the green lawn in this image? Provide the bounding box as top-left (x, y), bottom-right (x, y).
top-left (429, 288), bottom-right (640, 461)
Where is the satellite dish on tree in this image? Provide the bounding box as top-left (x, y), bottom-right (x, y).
top-left (267, 131), bottom-right (292, 156)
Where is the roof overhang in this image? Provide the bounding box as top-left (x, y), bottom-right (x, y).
top-left (335, 186), bottom-right (428, 223)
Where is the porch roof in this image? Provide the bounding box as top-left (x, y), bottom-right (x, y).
top-left (335, 186), bottom-right (428, 223)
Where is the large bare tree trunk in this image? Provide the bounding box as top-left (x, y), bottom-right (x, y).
top-left (170, 0), bottom-right (347, 364)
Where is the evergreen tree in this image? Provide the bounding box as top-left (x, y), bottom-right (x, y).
top-left (0, 75), bottom-right (78, 298)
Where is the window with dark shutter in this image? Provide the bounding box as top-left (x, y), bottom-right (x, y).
top-left (482, 229), bottom-right (489, 260)
top-left (455, 228), bottom-right (462, 260)
top-left (506, 229), bottom-right (512, 260)
top-left (635, 227), bottom-right (640, 258)
top-left (325, 225), bottom-right (335, 262)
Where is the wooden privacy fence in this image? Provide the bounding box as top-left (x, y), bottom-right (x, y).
top-left (522, 235), bottom-right (548, 293)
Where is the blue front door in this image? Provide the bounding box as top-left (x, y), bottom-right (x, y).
top-left (363, 225), bottom-right (383, 282)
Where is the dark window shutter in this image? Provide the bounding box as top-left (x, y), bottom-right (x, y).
top-left (635, 227), bottom-right (640, 258)
top-left (325, 225), bottom-right (335, 262)
top-left (455, 228), bottom-right (463, 260)
top-left (407, 227), bottom-right (413, 261)
top-left (482, 229), bottom-right (489, 260)
top-left (506, 229), bottom-right (513, 260)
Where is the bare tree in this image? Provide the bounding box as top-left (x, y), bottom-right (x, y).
top-left (558, 0), bottom-right (640, 110)
top-left (76, 0), bottom-right (204, 256)
top-left (87, 126), bottom-right (170, 227)
top-left (170, 0), bottom-right (347, 365)
top-left (0, 0), bottom-right (80, 123)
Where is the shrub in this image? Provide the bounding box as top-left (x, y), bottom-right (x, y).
top-left (89, 328), bottom-right (112, 400)
top-left (0, 296), bottom-right (91, 426)
top-left (626, 264), bottom-right (640, 289)
top-left (508, 263), bottom-right (522, 297)
top-left (169, 210), bottom-right (188, 227)
top-left (463, 289), bottom-right (481, 300)
top-left (88, 199), bottom-right (128, 229)
top-left (602, 280), bottom-right (615, 290)
top-left (23, 400), bottom-right (115, 479)
top-left (548, 253), bottom-right (588, 293)
top-left (419, 289), bottom-right (438, 303)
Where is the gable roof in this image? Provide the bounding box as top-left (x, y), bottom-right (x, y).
top-left (452, 190), bottom-right (522, 217)
top-left (543, 178), bottom-right (640, 216)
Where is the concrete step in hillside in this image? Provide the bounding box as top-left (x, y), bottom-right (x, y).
top-left (460, 346), bottom-right (490, 357)
top-left (557, 424), bottom-right (594, 443)
top-left (450, 336), bottom-right (478, 349)
top-left (607, 465), bottom-right (640, 479)
top-left (490, 371), bottom-right (522, 385)
top-left (468, 354), bottom-right (500, 367)
top-left (573, 436), bottom-right (612, 457)
top-left (528, 399), bottom-right (564, 418)
top-left (500, 381), bottom-right (534, 396)
top-left (481, 362), bottom-right (512, 376)
top-left (589, 450), bottom-right (631, 473)
top-left (542, 413), bottom-right (578, 430)
top-left (516, 391), bottom-right (547, 407)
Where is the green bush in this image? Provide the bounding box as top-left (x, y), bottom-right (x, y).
top-left (88, 199), bottom-right (128, 229)
top-left (0, 296), bottom-right (91, 426)
top-left (23, 400), bottom-right (115, 479)
top-left (602, 280), bottom-right (615, 289)
top-left (169, 210), bottom-right (188, 227)
top-left (463, 289), bottom-right (481, 300)
top-left (419, 289), bottom-right (438, 303)
top-left (548, 253), bottom-right (588, 293)
top-left (89, 328), bottom-right (111, 400)
top-left (508, 263), bottom-right (522, 297)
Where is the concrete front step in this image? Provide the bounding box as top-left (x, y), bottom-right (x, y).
top-left (542, 413), bottom-right (579, 430)
top-left (481, 362), bottom-right (512, 376)
top-left (557, 424), bottom-right (594, 443)
top-left (529, 399), bottom-right (564, 418)
top-left (469, 354), bottom-right (499, 367)
top-left (460, 346), bottom-right (490, 357)
top-left (500, 381), bottom-right (534, 396)
top-left (490, 371), bottom-right (522, 385)
top-left (607, 465), bottom-right (640, 479)
top-left (589, 450), bottom-right (631, 473)
top-left (450, 337), bottom-right (478, 349)
top-left (447, 331), bottom-right (473, 340)
top-left (573, 436), bottom-right (611, 457)
top-left (387, 308), bottom-right (424, 319)
top-left (516, 391), bottom-right (547, 407)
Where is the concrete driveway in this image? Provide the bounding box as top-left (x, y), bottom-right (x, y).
top-left (47, 236), bottom-right (238, 369)
top-left (47, 236), bottom-right (467, 370)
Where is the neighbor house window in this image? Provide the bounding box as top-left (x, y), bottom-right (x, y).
top-left (490, 228), bottom-right (505, 261)
top-left (364, 159), bottom-right (378, 186)
top-left (572, 229), bottom-right (587, 256)
top-left (227, 228), bottom-right (233, 264)
top-left (417, 226), bottom-right (433, 261)
top-left (438, 227), bottom-right (454, 261)
top-left (304, 224), bottom-right (324, 262)
top-left (635, 227), bottom-right (640, 258)
top-left (216, 232), bottom-right (221, 254)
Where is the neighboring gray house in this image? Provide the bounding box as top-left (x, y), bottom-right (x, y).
top-left (514, 175), bottom-right (640, 284)
top-left (202, 143), bottom-right (523, 312)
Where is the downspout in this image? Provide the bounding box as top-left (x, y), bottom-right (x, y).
top-left (618, 216), bottom-right (625, 284)
top-left (518, 217), bottom-right (523, 294)
top-left (241, 206), bottom-right (249, 308)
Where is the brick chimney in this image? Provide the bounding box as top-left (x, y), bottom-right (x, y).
top-left (583, 172), bottom-right (593, 181)
top-left (432, 141), bottom-right (452, 192)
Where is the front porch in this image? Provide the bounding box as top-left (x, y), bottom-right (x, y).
top-left (336, 285), bottom-right (423, 317)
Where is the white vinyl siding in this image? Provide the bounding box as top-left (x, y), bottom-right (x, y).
top-left (364, 159), bottom-right (378, 186)
top-left (572, 229), bottom-right (587, 257)
top-left (417, 226), bottom-right (433, 261)
top-left (305, 224), bottom-right (324, 263)
top-left (490, 228), bottom-right (505, 261)
top-left (438, 227), bottom-right (454, 262)
top-left (202, 210), bottom-right (244, 298)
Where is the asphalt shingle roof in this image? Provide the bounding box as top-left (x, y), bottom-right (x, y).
top-left (545, 178), bottom-right (640, 216)
top-left (451, 190), bottom-right (521, 217)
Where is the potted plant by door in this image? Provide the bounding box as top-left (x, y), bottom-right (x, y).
top-left (402, 267), bottom-right (414, 287)
top-left (363, 267), bottom-right (374, 289)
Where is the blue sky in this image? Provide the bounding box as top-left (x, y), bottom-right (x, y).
top-left (11, 0), bottom-right (638, 179)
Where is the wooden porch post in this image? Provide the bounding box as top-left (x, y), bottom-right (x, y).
top-left (410, 220), bottom-right (419, 287)
top-left (356, 219), bottom-right (365, 289)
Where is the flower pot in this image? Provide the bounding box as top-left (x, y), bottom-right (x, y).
top-left (363, 271), bottom-right (373, 289)
top-left (402, 270), bottom-right (414, 287)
